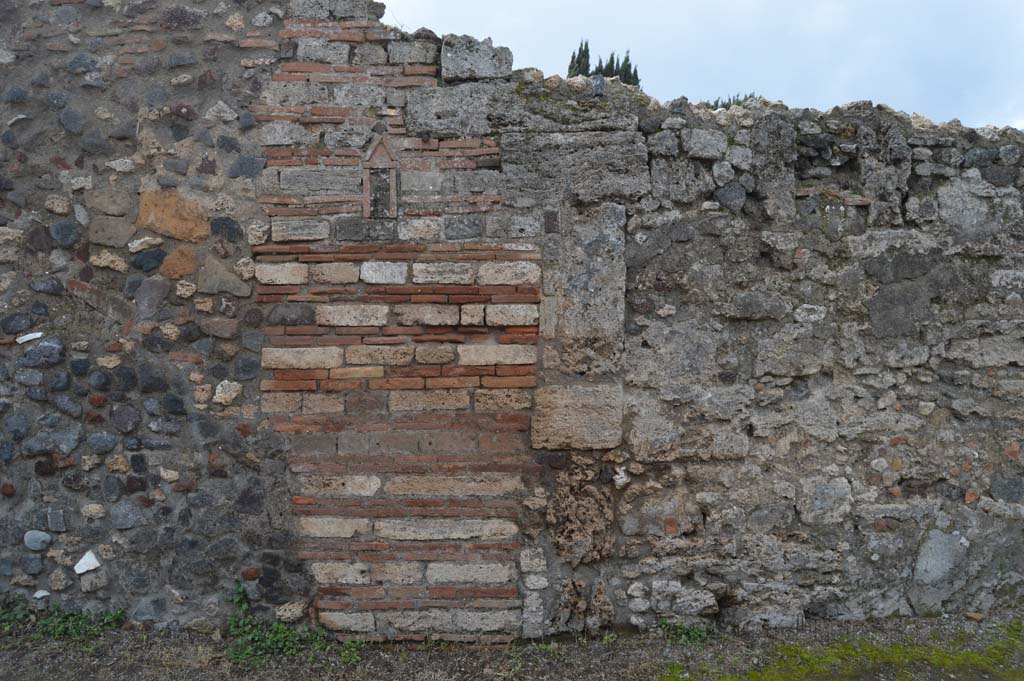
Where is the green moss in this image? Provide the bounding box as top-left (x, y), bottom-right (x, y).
top-left (660, 620), bottom-right (1024, 681)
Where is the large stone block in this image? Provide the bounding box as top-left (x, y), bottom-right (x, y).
top-left (255, 263), bottom-right (309, 285)
top-left (271, 218), bottom-right (331, 242)
top-left (485, 304), bottom-right (538, 327)
top-left (425, 562), bottom-right (514, 584)
top-left (320, 611), bottom-right (376, 633)
top-left (556, 204), bottom-right (626, 375)
top-left (311, 262), bottom-right (360, 284)
top-left (477, 261), bottom-right (541, 286)
top-left (345, 345), bottom-right (415, 365)
top-left (389, 389), bottom-right (470, 411)
top-left (532, 384), bottom-right (623, 450)
top-left (441, 35), bottom-right (513, 82)
top-left (384, 474), bottom-right (523, 497)
top-left (297, 517), bottom-right (371, 538)
top-left (394, 304), bottom-right (460, 326)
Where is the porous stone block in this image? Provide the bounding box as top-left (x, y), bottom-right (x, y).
top-left (457, 345), bottom-right (536, 366)
top-left (255, 263), bottom-right (309, 285)
top-left (385, 474), bottom-right (522, 497)
top-left (441, 35), bottom-right (513, 82)
top-left (532, 384), bottom-right (623, 450)
top-left (477, 261), bottom-right (541, 286)
top-left (485, 304), bottom-right (538, 326)
top-left (297, 517), bottom-right (371, 538)
top-left (374, 519), bottom-right (518, 541)
top-left (262, 347), bottom-right (345, 369)
top-left (279, 167), bottom-right (362, 196)
top-left (316, 304), bottom-right (389, 326)
top-left (346, 345), bottom-right (415, 365)
top-left (299, 475), bottom-right (381, 497)
top-left (311, 262), bottom-right (360, 284)
top-left (271, 218), bottom-right (330, 242)
top-left (320, 612), bottom-right (376, 632)
top-left (425, 562), bottom-right (514, 584)
top-left (360, 261), bottom-right (408, 284)
top-left (394, 304), bottom-right (460, 326)
top-left (412, 262), bottom-right (476, 284)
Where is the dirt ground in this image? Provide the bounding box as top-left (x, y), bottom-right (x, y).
top-left (1, 612), bottom-right (1022, 681)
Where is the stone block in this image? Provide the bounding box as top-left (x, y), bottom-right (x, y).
top-left (271, 218), bottom-right (330, 242)
top-left (333, 84), bottom-right (387, 107)
top-left (461, 304), bottom-right (486, 326)
top-left (388, 41), bottom-right (439, 65)
top-left (425, 562), bottom-right (515, 584)
top-left (485, 304), bottom-right (538, 326)
top-left (394, 304), bottom-right (460, 326)
top-left (682, 128), bottom-right (728, 160)
top-left (389, 390), bottom-right (470, 411)
top-left (412, 262), bottom-right (476, 284)
top-left (255, 263), bottom-right (309, 285)
top-left (262, 393), bottom-right (302, 413)
top-left (320, 611), bottom-right (376, 633)
top-left (475, 389), bottom-right (531, 412)
top-left (316, 304), bottom-right (389, 326)
top-left (279, 167), bottom-right (362, 196)
top-left (384, 474), bottom-right (523, 497)
top-left (346, 345), bottom-right (415, 365)
top-left (296, 39), bottom-right (351, 64)
top-left (415, 345), bottom-right (457, 364)
top-left (457, 345), bottom-right (536, 366)
top-left (259, 121), bottom-right (317, 146)
top-left (299, 475), bottom-right (381, 497)
top-left (441, 35), bottom-right (513, 82)
top-left (360, 261), bottom-right (408, 284)
top-left (311, 262), bottom-right (360, 284)
top-left (452, 609), bottom-right (520, 633)
top-left (532, 384), bottom-right (623, 450)
top-left (302, 393), bottom-right (346, 414)
top-left (297, 517), bottom-right (371, 538)
top-left (262, 347), bottom-right (345, 369)
top-left (477, 261), bottom-right (542, 286)
top-left (374, 519), bottom-right (518, 541)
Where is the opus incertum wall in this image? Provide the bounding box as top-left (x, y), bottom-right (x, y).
top-left (2, 0), bottom-right (1024, 641)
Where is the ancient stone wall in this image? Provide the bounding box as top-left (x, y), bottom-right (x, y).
top-left (2, 0), bottom-right (1023, 641)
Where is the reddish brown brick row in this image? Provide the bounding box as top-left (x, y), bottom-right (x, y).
top-left (293, 506), bottom-right (521, 519)
top-left (288, 453), bottom-right (536, 468)
top-left (297, 541), bottom-right (520, 555)
top-left (290, 459), bottom-right (541, 474)
top-left (261, 375), bottom-right (535, 391)
top-left (252, 242), bottom-right (534, 255)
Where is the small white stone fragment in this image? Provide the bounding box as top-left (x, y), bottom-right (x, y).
top-left (129, 237), bottom-right (164, 253)
top-left (205, 100), bottom-right (238, 122)
top-left (16, 332), bottom-right (43, 344)
top-left (105, 158), bottom-right (136, 173)
top-left (74, 551), bottom-right (100, 575)
top-left (213, 380), bottom-right (243, 405)
top-left (32, 590), bottom-right (51, 599)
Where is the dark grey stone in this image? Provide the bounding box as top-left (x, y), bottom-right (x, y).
top-left (4, 413), bottom-right (28, 441)
top-left (111, 404), bottom-right (141, 434)
top-left (131, 248), bottom-right (167, 272)
top-left (211, 217), bottom-right (242, 242)
top-left (14, 369), bottom-right (42, 386)
top-left (23, 530), bottom-right (52, 551)
top-left (111, 499), bottom-right (147, 530)
top-left (444, 215), bottom-right (484, 240)
top-left (266, 303), bottom-right (314, 326)
top-left (29, 277), bottom-right (64, 295)
top-left (58, 108), bottom-right (86, 134)
top-left (228, 156), bottom-right (266, 179)
top-left (48, 219), bottom-right (82, 248)
top-left (87, 431), bottom-right (118, 454)
top-left (19, 337), bottom-right (65, 368)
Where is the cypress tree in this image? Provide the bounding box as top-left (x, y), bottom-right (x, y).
top-left (580, 40), bottom-right (591, 76)
top-left (620, 51), bottom-right (633, 84)
top-left (568, 48), bottom-right (579, 78)
top-left (595, 56), bottom-right (604, 76)
top-left (632, 65), bottom-right (640, 87)
top-left (604, 52), bottom-right (617, 77)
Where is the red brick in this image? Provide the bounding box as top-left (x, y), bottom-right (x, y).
top-left (368, 378), bottom-right (424, 390)
top-left (260, 380), bottom-right (317, 392)
top-left (481, 376), bottom-right (536, 388)
top-left (426, 377), bottom-right (480, 389)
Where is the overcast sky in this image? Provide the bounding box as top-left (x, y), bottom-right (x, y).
top-left (383, 0), bottom-right (1024, 130)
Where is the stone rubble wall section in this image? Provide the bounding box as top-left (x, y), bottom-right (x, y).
top-left (1, 0), bottom-right (1023, 640)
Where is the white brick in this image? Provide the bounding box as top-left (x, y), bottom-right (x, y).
top-left (452, 609), bottom-right (520, 633)
top-left (255, 262), bottom-right (309, 285)
top-left (360, 261), bottom-right (407, 284)
top-left (485, 304), bottom-right (539, 326)
top-left (457, 344), bottom-right (537, 366)
top-left (412, 262), bottom-right (476, 284)
top-left (297, 517), bottom-right (371, 538)
top-left (311, 262), bottom-right (360, 284)
top-left (394, 304), bottom-right (460, 326)
top-left (261, 347), bottom-right (344, 369)
top-left (316, 304), bottom-right (389, 326)
top-left (477, 261), bottom-right (541, 286)
top-left (302, 393), bottom-right (346, 414)
top-left (425, 562), bottom-right (514, 585)
top-left (398, 218), bottom-right (443, 241)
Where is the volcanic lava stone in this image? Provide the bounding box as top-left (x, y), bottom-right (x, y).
top-left (210, 217), bottom-right (242, 242)
top-left (88, 370), bottom-right (111, 391)
top-left (138, 364), bottom-right (167, 393)
top-left (1, 313), bottom-right (32, 335)
top-left (162, 394), bottom-right (186, 416)
top-left (30, 302), bottom-right (48, 316)
top-left (50, 370), bottom-right (71, 391)
top-left (19, 337), bottom-right (65, 367)
top-left (30, 277), bottom-right (64, 295)
top-left (131, 248), bottom-right (167, 272)
top-left (70, 358), bottom-right (90, 376)
top-left (87, 431), bottom-right (118, 454)
top-left (111, 404), bottom-right (141, 433)
top-left (114, 366), bottom-right (138, 391)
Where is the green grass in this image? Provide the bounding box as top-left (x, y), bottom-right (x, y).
top-left (660, 620), bottom-right (713, 646)
top-left (660, 620), bottom-right (1024, 681)
top-left (1, 593), bottom-right (126, 654)
top-left (227, 582), bottom-right (359, 666)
